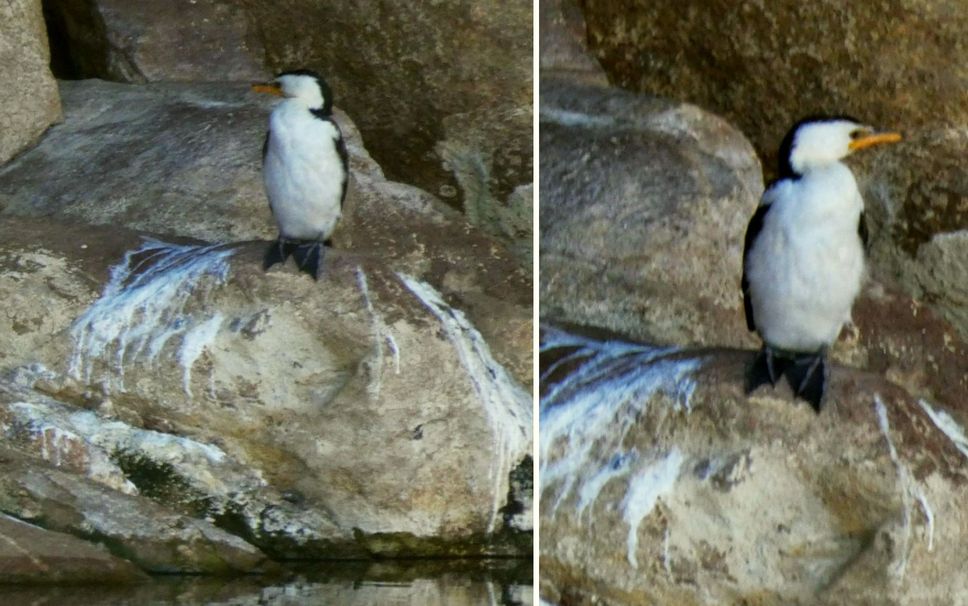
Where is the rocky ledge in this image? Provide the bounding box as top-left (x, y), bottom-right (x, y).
top-left (0, 79), bottom-right (532, 578)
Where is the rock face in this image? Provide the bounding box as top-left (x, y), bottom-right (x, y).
top-left (539, 0), bottom-right (607, 84)
top-left (0, 512), bottom-right (148, 584)
top-left (579, 0), bottom-right (968, 339)
top-left (41, 0), bottom-right (534, 266)
top-left (0, 79), bottom-right (532, 384)
top-left (0, 0), bottom-right (62, 164)
top-left (43, 0), bottom-right (266, 82)
top-left (540, 77), bottom-right (762, 348)
top-left (0, 77), bottom-right (531, 573)
top-left (539, 325), bottom-right (968, 606)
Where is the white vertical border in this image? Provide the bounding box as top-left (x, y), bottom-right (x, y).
top-left (532, 0), bottom-right (541, 601)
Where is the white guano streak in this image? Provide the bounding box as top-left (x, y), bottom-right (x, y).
top-left (68, 238), bottom-right (233, 395)
top-left (539, 327), bottom-right (700, 517)
top-left (918, 399), bottom-right (968, 461)
top-left (874, 395), bottom-right (934, 577)
top-left (355, 267), bottom-right (401, 398)
top-left (623, 448), bottom-right (684, 568)
top-left (398, 274), bottom-right (531, 534)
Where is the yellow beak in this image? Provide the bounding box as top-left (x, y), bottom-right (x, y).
top-left (251, 82), bottom-right (283, 96)
top-left (848, 131), bottom-right (902, 151)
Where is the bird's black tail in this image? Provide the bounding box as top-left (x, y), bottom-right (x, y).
top-left (746, 347), bottom-right (828, 412)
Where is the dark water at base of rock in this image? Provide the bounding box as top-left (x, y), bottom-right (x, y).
top-left (0, 558), bottom-right (532, 605)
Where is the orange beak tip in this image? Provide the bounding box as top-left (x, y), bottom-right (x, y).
top-left (849, 131), bottom-right (903, 151)
top-left (251, 83), bottom-right (282, 96)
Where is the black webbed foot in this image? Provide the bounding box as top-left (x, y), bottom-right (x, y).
top-left (746, 346), bottom-right (789, 394)
top-left (786, 352), bottom-right (828, 413)
top-left (291, 241), bottom-right (324, 281)
top-left (264, 238), bottom-right (297, 270)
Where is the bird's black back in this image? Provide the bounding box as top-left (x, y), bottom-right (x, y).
top-left (741, 202), bottom-right (772, 332)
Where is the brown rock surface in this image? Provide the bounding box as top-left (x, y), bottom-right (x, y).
top-left (539, 325), bottom-right (968, 606)
top-left (540, 77), bottom-right (762, 348)
top-left (0, 217), bottom-right (531, 558)
top-left (0, 0), bottom-right (62, 164)
top-left (579, 0), bottom-right (968, 338)
top-left (0, 512), bottom-right (147, 583)
top-left (43, 0), bottom-right (266, 82)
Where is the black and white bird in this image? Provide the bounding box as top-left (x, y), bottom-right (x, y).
top-left (252, 69), bottom-right (348, 280)
top-left (742, 116), bottom-right (901, 411)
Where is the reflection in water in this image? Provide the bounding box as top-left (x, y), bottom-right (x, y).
top-left (0, 559), bottom-right (532, 606)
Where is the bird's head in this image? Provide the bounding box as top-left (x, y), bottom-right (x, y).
top-left (252, 69), bottom-right (334, 115)
top-left (778, 116), bottom-right (901, 178)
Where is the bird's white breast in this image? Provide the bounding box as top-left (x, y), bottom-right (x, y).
top-left (746, 163), bottom-right (865, 352)
top-left (263, 101), bottom-right (345, 241)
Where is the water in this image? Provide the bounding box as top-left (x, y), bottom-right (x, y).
top-left (0, 559), bottom-right (532, 605)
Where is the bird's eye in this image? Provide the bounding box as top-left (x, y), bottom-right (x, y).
top-left (849, 130), bottom-right (863, 140)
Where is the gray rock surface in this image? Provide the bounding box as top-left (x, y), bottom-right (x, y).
top-left (41, 0), bottom-right (534, 266)
top-left (579, 0), bottom-right (968, 339)
top-left (540, 77), bottom-right (762, 348)
top-left (0, 445), bottom-right (271, 574)
top-left (0, 511), bottom-right (147, 583)
top-left (539, 326), bottom-right (968, 606)
top-left (43, 0), bottom-right (266, 82)
top-left (0, 0), bottom-right (62, 164)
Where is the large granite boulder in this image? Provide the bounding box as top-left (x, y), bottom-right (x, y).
top-left (0, 0), bottom-right (62, 164)
top-left (579, 0), bottom-right (968, 339)
top-left (0, 77), bottom-right (532, 571)
top-left (540, 77), bottom-right (762, 349)
top-left (539, 325), bottom-right (968, 606)
top-left (42, 0), bottom-right (534, 266)
top-left (0, 220), bottom-right (531, 559)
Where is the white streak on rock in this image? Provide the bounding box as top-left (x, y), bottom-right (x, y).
top-left (355, 267), bottom-right (402, 398)
top-left (178, 312), bottom-right (223, 397)
top-left (398, 274), bottom-right (531, 534)
top-left (68, 238), bottom-right (233, 393)
top-left (622, 448), bottom-right (683, 569)
top-left (918, 399), bottom-right (968, 461)
top-left (874, 395), bottom-right (935, 577)
top-left (539, 326), bottom-right (700, 517)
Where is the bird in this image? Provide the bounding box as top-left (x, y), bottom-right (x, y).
top-left (251, 69), bottom-right (348, 280)
top-left (742, 115), bottom-right (901, 411)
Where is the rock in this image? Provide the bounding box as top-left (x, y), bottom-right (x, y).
top-left (43, 0), bottom-right (267, 82)
top-left (539, 77), bottom-right (762, 348)
top-left (0, 217), bottom-right (531, 558)
top-left (41, 0), bottom-right (533, 265)
top-left (539, 0), bottom-right (608, 84)
top-left (0, 512), bottom-right (147, 584)
top-left (0, 445), bottom-right (271, 574)
top-left (578, 0), bottom-right (968, 338)
top-left (0, 0), bottom-right (62, 164)
top-left (0, 79), bottom-right (531, 384)
top-left (539, 325), bottom-right (968, 606)
top-left (0, 80), bottom-right (279, 243)
top-left (244, 0), bottom-right (534, 263)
